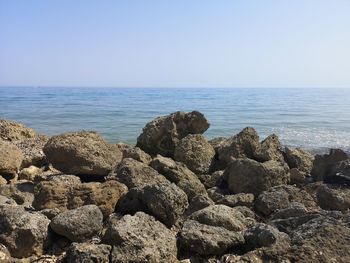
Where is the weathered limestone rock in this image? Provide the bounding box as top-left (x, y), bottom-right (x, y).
top-left (0, 176), bottom-right (7, 186)
top-left (178, 219), bottom-right (244, 256)
top-left (137, 111), bottom-right (209, 157)
top-left (66, 243), bottom-right (111, 263)
top-left (185, 194), bottom-right (215, 216)
top-left (0, 119), bottom-right (37, 142)
top-left (316, 184), bottom-right (350, 211)
top-left (311, 148), bottom-right (348, 181)
top-left (0, 140), bottom-right (23, 179)
top-left (271, 202), bottom-right (308, 220)
top-left (254, 134), bottom-right (285, 163)
top-left (103, 212), bottom-right (178, 262)
top-left (50, 205), bottom-right (103, 242)
top-left (0, 205), bottom-right (50, 258)
top-left (174, 134), bottom-right (215, 174)
top-left (216, 193), bottom-right (254, 208)
top-left (19, 166), bottom-right (43, 181)
top-left (15, 135), bottom-right (48, 168)
top-left (150, 155), bottom-right (207, 200)
top-left (0, 180), bottom-right (34, 206)
top-left (285, 147), bottom-right (314, 175)
top-left (33, 175), bottom-right (127, 218)
top-left (43, 131), bottom-right (122, 176)
top-left (120, 144), bottom-right (152, 165)
top-left (189, 205), bottom-right (247, 231)
top-left (224, 158), bottom-right (290, 196)
top-left (110, 158), bottom-right (168, 188)
top-left (198, 170), bottom-right (224, 189)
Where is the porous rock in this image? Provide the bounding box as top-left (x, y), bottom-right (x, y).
top-left (0, 140), bottom-right (23, 179)
top-left (0, 119), bottom-right (37, 142)
top-left (66, 242), bottom-right (111, 263)
top-left (316, 184), bottom-right (350, 211)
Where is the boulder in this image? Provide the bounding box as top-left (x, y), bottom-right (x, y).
top-left (316, 184), bottom-right (350, 211)
top-left (185, 194), bottom-right (215, 216)
top-left (207, 186), bottom-right (230, 202)
top-left (285, 147), bottom-right (314, 175)
top-left (14, 135), bottom-right (48, 168)
top-left (198, 170), bottom-right (224, 189)
top-left (311, 148), bottom-right (348, 181)
top-left (0, 180), bottom-right (34, 206)
top-left (0, 205), bottom-right (50, 258)
top-left (216, 193), bottom-right (254, 208)
top-left (33, 175), bottom-right (128, 218)
top-left (103, 212), bottom-right (178, 262)
top-left (254, 134), bottom-right (285, 163)
top-left (66, 243), bottom-right (111, 263)
top-left (150, 155), bottom-right (207, 200)
top-left (18, 165), bottom-right (43, 181)
top-left (0, 175), bottom-right (7, 186)
top-left (174, 134), bottom-right (215, 174)
top-left (327, 159), bottom-right (350, 185)
top-left (50, 205), bottom-right (103, 242)
top-left (0, 140), bottom-right (23, 179)
top-left (224, 158), bottom-right (290, 196)
top-left (178, 219), bottom-right (244, 256)
top-left (119, 144), bottom-right (152, 165)
top-left (254, 185), bottom-right (317, 217)
top-left (217, 127), bottom-right (260, 168)
top-left (208, 137), bottom-right (227, 152)
top-left (43, 131), bottom-right (122, 176)
top-left (137, 111), bottom-right (209, 157)
top-left (270, 202), bottom-right (308, 220)
top-left (110, 158), bottom-right (168, 188)
top-left (189, 204), bottom-right (247, 231)
top-left (244, 223), bottom-right (290, 250)
top-left (0, 119), bottom-right (37, 142)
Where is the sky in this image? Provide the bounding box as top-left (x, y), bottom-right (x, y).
top-left (0, 0), bottom-right (349, 88)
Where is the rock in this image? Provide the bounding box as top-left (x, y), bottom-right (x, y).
top-left (0, 119), bottom-right (37, 142)
top-left (111, 158), bottom-right (168, 188)
top-left (0, 140), bottom-right (23, 179)
top-left (19, 166), bottom-right (43, 181)
top-left (224, 158), bottom-right (290, 196)
top-left (209, 137), bottom-right (227, 152)
top-left (289, 168), bottom-right (308, 185)
top-left (217, 127), bottom-right (260, 168)
top-left (0, 205), bottom-right (50, 258)
top-left (33, 175), bottom-right (128, 218)
top-left (316, 184), bottom-right (350, 211)
top-left (137, 111), bottom-right (209, 157)
top-left (139, 182), bottom-right (189, 227)
top-left (178, 219), bottom-right (244, 256)
top-left (0, 194), bottom-right (16, 205)
top-left (285, 147), bottom-right (314, 175)
top-left (14, 135), bottom-right (48, 168)
top-left (216, 193), bottom-right (254, 208)
top-left (40, 208), bottom-right (61, 220)
top-left (43, 131), bottom-right (122, 176)
top-left (66, 243), bottom-right (111, 263)
top-left (0, 175), bottom-right (7, 186)
top-left (0, 180), bottom-right (34, 206)
top-left (0, 244), bottom-right (11, 263)
top-left (198, 170), bottom-right (224, 189)
top-left (254, 185), bottom-right (317, 217)
top-left (120, 144), bottom-right (152, 165)
top-left (271, 202), bottom-right (308, 220)
top-left (189, 205), bottom-right (247, 231)
top-left (244, 223), bottom-right (290, 250)
top-left (233, 206), bottom-right (256, 219)
top-left (103, 212), bottom-right (178, 262)
top-left (311, 148), bottom-right (348, 181)
top-left (50, 205), bottom-right (103, 242)
top-left (254, 134), bottom-right (285, 163)
top-left (207, 186), bottom-right (230, 202)
top-left (150, 155), bottom-right (207, 200)
top-left (327, 159), bottom-right (350, 185)
top-left (185, 194), bottom-right (215, 216)
top-left (174, 134), bottom-right (215, 174)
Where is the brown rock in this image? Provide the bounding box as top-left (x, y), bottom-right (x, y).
top-left (285, 147), bottom-right (314, 174)
top-left (316, 184), bottom-right (350, 211)
top-left (14, 135), bottom-right (48, 168)
top-left (0, 140), bottom-right (23, 179)
top-left (66, 243), bottom-right (111, 263)
top-left (0, 119), bottom-right (37, 142)
top-left (254, 134), bottom-right (285, 163)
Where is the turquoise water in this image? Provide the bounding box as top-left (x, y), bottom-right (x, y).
top-left (0, 87), bottom-right (349, 152)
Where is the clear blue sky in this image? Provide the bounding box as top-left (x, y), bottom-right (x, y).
top-left (0, 0), bottom-right (349, 88)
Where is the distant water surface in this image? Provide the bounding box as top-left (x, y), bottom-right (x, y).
top-left (0, 87), bottom-right (349, 153)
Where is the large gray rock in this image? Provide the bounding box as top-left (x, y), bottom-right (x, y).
top-left (110, 158), bottom-right (168, 188)
top-left (103, 212), bottom-right (178, 263)
top-left (50, 205), bottom-right (103, 242)
top-left (224, 158), bottom-right (290, 196)
top-left (0, 205), bottom-right (50, 258)
top-left (217, 127), bottom-right (260, 168)
top-left (311, 149), bottom-right (348, 181)
top-left (137, 111), bottom-right (209, 157)
top-left (178, 219), bottom-right (244, 256)
top-left (174, 134), bottom-right (215, 174)
top-left (0, 140), bottom-right (23, 179)
top-left (66, 243), bottom-right (111, 263)
top-left (33, 174), bottom-right (128, 218)
top-left (189, 204), bottom-right (248, 231)
top-left (150, 155), bottom-right (207, 200)
top-left (0, 119), bottom-right (37, 142)
top-left (43, 131), bottom-right (122, 176)
top-left (316, 184), bottom-right (350, 212)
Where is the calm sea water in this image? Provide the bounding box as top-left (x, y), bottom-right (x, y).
top-left (0, 87), bottom-right (349, 152)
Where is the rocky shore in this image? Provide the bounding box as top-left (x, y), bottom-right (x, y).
top-left (0, 111), bottom-right (349, 263)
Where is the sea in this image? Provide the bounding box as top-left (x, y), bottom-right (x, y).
top-left (0, 87), bottom-right (349, 153)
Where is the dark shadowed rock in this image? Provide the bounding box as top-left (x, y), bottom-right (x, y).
top-left (50, 205), bottom-right (103, 242)
top-left (271, 202), bottom-right (308, 220)
top-left (0, 119), bottom-right (37, 142)
top-left (178, 219), bottom-right (244, 256)
top-left (0, 205), bottom-right (50, 258)
top-left (326, 159), bottom-right (350, 185)
top-left (137, 111), bottom-right (209, 157)
top-left (311, 148), bottom-right (348, 181)
top-left (66, 243), bottom-right (111, 263)
top-left (185, 194), bottom-right (215, 216)
top-left (103, 212), bottom-right (178, 262)
top-left (150, 155), bottom-right (207, 200)
top-left (198, 170), bottom-right (224, 189)
top-left (224, 158), bottom-right (290, 196)
top-left (217, 127), bottom-right (260, 168)
top-left (316, 184), bottom-right (350, 211)
top-left (174, 134), bottom-right (215, 174)
top-left (0, 140), bottom-right (23, 179)
top-left (0, 180), bottom-right (34, 206)
top-left (110, 158), bottom-right (168, 188)
top-left (43, 131), bottom-right (122, 176)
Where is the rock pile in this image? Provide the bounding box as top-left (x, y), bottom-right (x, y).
top-left (0, 112), bottom-right (349, 263)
